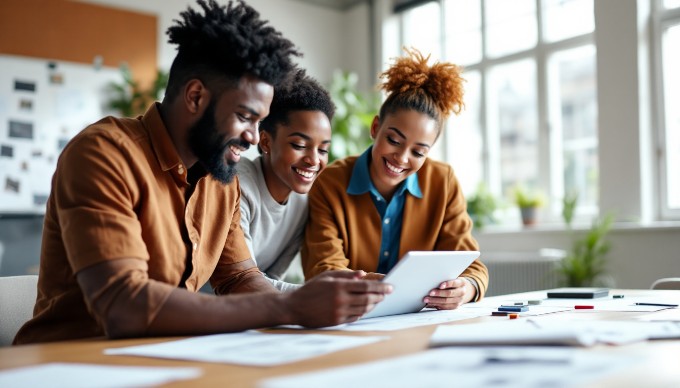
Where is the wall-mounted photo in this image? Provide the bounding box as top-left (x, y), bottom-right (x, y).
top-left (0, 144), bottom-right (13, 157)
top-left (8, 120), bottom-right (34, 139)
top-left (19, 98), bottom-right (33, 111)
top-left (14, 80), bottom-right (36, 92)
top-left (57, 138), bottom-right (69, 151)
top-left (49, 72), bottom-right (64, 85)
top-left (4, 177), bottom-right (20, 193)
top-left (33, 193), bottom-right (48, 206)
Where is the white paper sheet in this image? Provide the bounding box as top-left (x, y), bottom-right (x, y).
top-left (306, 308), bottom-right (486, 331)
top-left (280, 304), bottom-right (569, 333)
top-left (429, 319), bottom-right (680, 347)
top-left (0, 363), bottom-right (201, 388)
top-left (259, 347), bottom-right (637, 388)
top-left (104, 331), bottom-right (387, 366)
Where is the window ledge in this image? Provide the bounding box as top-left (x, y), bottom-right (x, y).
top-left (475, 220), bottom-right (680, 236)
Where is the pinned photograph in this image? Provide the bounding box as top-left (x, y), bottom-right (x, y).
top-left (14, 80), bottom-right (36, 93)
top-left (49, 72), bottom-right (64, 85)
top-left (33, 193), bottom-right (49, 206)
top-left (0, 144), bottom-right (13, 157)
top-left (8, 120), bottom-right (34, 139)
top-left (19, 99), bottom-right (34, 111)
top-left (4, 177), bottom-right (20, 193)
top-left (58, 138), bottom-right (69, 151)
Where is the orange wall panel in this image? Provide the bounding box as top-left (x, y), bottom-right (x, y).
top-left (0, 0), bottom-right (157, 87)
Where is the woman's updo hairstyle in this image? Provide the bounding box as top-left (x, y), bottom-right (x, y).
top-left (378, 48), bottom-right (465, 138)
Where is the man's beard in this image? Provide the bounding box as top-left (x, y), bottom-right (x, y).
top-left (187, 101), bottom-right (249, 184)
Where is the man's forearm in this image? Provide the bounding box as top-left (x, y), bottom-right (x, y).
top-left (78, 258), bottom-right (287, 339)
top-left (145, 285), bottom-right (290, 337)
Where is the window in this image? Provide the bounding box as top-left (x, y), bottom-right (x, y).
top-left (395, 0), bottom-right (596, 223)
top-left (656, 1), bottom-right (680, 217)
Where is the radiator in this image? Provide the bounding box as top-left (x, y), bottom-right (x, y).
top-left (482, 249), bottom-right (565, 297)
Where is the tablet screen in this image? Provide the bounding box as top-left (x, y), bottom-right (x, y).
top-left (362, 250), bottom-right (480, 319)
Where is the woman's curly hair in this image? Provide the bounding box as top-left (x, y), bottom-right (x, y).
top-left (378, 48), bottom-right (465, 134)
top-left (258, 68), bottom-right (335, 154)
top-left (165, 0), bottom-right (301, 99)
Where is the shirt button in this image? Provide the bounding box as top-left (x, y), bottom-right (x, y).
top-left (384, 218), bottom-right (390, 224)
top-left (383, 251), bottom-right (389, 257)
top-left (376, 197), bottom-right (381, 202)
top-left (178, 165), bottom-right (185, 175)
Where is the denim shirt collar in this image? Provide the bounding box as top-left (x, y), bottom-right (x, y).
top-left (347, 147), bottom-right (422, 199)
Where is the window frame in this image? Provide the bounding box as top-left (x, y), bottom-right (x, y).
top-left (395, 0), bottom-right (597, 224)
top-left (653, 0), bottom-right (680, 219)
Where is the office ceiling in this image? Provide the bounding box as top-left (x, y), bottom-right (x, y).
top-left (292, 0), bottom-right (369, 11)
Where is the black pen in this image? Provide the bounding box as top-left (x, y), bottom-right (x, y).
top-left (634, 302), bottom-right (679, 307)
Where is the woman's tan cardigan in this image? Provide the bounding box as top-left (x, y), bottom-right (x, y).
top-left (302, 155), bottom-right (489, 300)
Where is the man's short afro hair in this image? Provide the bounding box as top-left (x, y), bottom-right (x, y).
top-left (259, 68), bottom-right (335, 151)
top-left (165, 0), bottom-right (301, 96)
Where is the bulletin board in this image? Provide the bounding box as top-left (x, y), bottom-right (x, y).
top-left (0, 54), bottom-right (121, 214)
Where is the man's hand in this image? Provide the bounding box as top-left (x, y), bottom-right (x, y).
top-left (284, 271), bottom-right (392, 328)
top-left (423, 277), bottom-right (474, 310)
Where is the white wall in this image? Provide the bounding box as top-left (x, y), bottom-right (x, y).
top-left (76, 0), bottom-right (372, 88)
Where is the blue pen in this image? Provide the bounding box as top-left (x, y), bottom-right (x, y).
top-left (634, 302), bottom-right (678, 307)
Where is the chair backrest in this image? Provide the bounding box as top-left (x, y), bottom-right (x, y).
top-left (650, 277), bottom-right (680, 290)
top-left (0, 275), bottom-right (38, 346)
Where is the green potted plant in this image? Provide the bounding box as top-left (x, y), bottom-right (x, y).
top-left (512, 185), bottom-right (545, 226)
top-left (327, 70), bottom-right (378, 162)
top-left (557, 192), bottom-right (615, 287)
top-left (106, 64), bottom-right (169, 117)
top-left (466, 182), bottom-right (497, 231)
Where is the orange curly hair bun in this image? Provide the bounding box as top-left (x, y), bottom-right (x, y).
top-left (379, 48), bottom-right (465, 118)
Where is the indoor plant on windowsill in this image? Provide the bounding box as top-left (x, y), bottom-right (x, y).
top-left (466, 182), bottom-right (498, 232)
top-left (557, 192), bottom-right (615, 287)
top-left (512, 185), bottom-right (545, 226)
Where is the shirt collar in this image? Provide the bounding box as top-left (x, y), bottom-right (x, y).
top-left (347, 147), bottom-right (423, 199)
top-left (142, 102), bottom-right (183, 172)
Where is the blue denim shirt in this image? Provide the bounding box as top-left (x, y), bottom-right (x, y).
top-left (347, 147), bottom-right (422, 273)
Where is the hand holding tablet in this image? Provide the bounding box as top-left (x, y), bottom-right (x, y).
top-left (361, 251), bottom-right (480, 319)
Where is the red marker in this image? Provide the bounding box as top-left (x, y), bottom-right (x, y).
top-left (575, 305), bottom-right (594, 309)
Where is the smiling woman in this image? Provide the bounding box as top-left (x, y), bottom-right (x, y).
top-left (302, 48), bottom-right (489, 310)
top-left (236, 68), bottom-right (335, 291)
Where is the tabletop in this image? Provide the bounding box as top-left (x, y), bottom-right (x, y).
top-left (2, 289), bottom-right (680, 387)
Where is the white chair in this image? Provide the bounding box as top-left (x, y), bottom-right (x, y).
top-left (650, 277), bottom-right (680, 290)
top-left (0, 275), bottom-right (38, 346)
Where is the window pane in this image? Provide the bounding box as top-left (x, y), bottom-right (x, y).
top-left (487, 60), bottom-right (538, 197)
top-left (542, 0), bottom-right (594, 43)
top-left (548, 45), bottom-right (598, 210)
top-left (485, 0), bottom-right (537, 58)
top-left (447, 70), bottom-right (483, 195)
top-left (444, 0), bottom-right (482, 65)
top-left (382, 14), bottom-right (401, 71)
top-left (664, 0), bottom-right (680, 9)
top-left (663, 24), bottom-right (680, 209)
top-left (402, 2), bottom-right (441, 61)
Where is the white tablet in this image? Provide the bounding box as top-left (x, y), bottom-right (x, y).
top-left (362, 250), bottom-right (480, 319)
